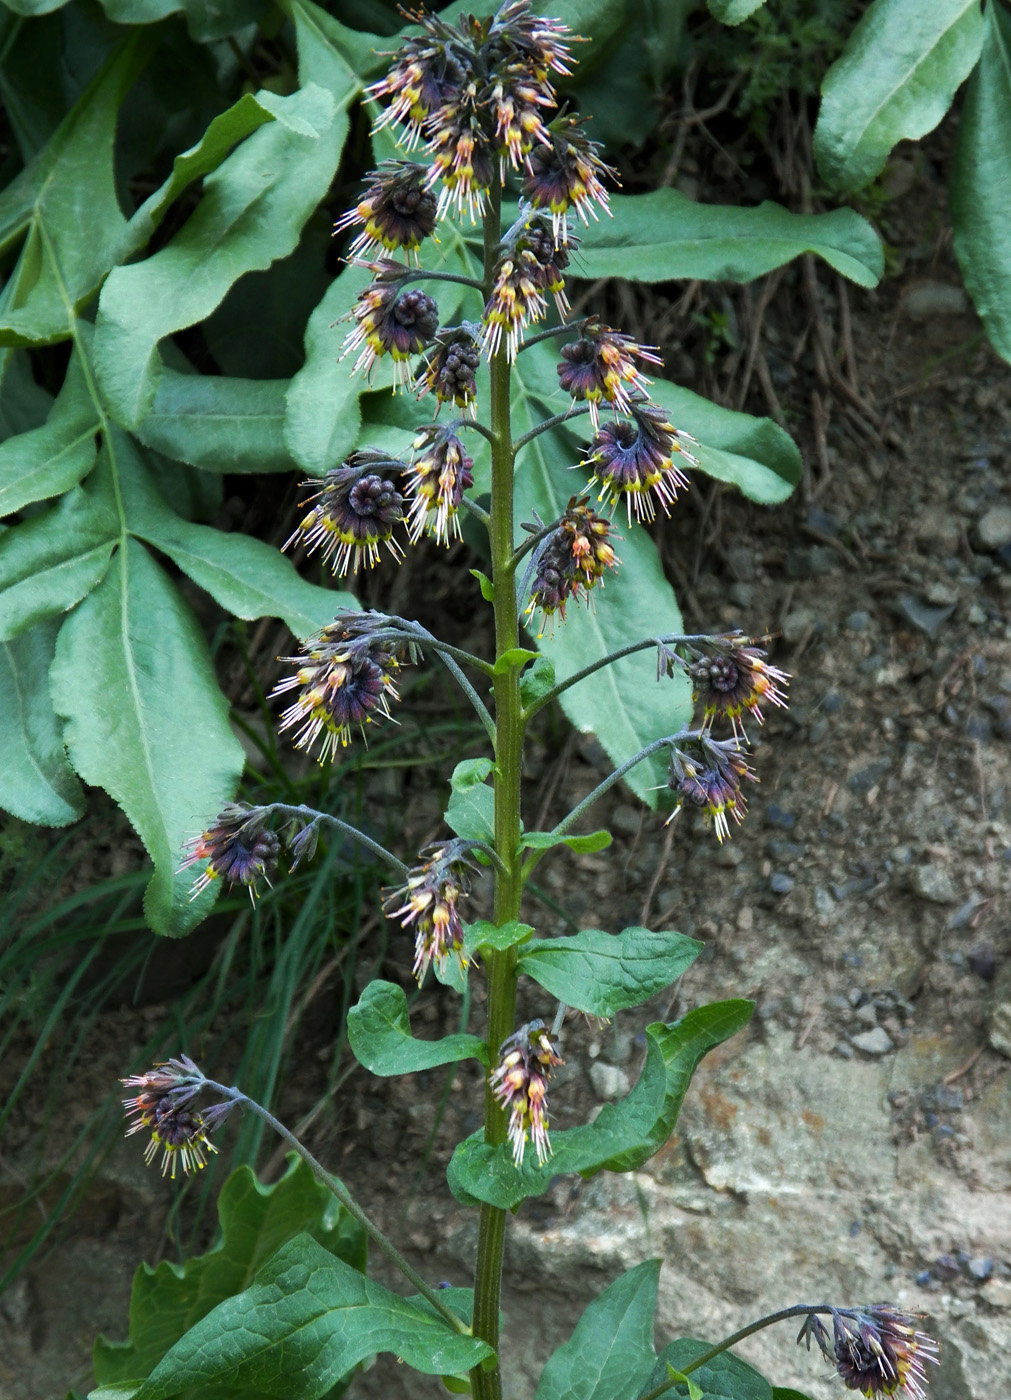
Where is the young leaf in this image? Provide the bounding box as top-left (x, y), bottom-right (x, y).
top-left (519, 653), bottom-right (555, 707)
top-left (50, 537), bottom-right (245, 937)
top-left (347, 980), bottom-right (488, 1075)
top-left (93, 1157), bottom-right (366, 1389)
top-left (815, 0), bottom-right (984, 193)
top-left (951, 3), bottom-right (1011, 365)
top-left (0, 619), bottom-right (84, 826)
top-left (650, 1341), bottom-right (773, 1400)
top-left (0, 348), bottom-right (99, 515)
top-left (94, 83), bottom-right (348, 428)
top-left (135, 368), bottom-right (294, 474)
top-left (125, 1233), bottom-right (492, 1398)
top-left (446, 757), bottom-right (496, 842)
top-left (576, 191), bottom-right (883, 289)
top-left (462, 919), bottom-right (534, 955)
top-left (519, 829), bottom-right (612, 854)
top-left (534, 1260), bottom-right (660, 1400)
top-left (518, 927), bottom-right (702, 1018)
top-left (493, 647), bottom-right (541, 675)
top-left (447, 1000), bottom-right (753, 1210)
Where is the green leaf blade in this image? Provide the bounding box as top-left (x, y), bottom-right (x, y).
top-left (347, 980), bottom-right (488, 1075)
top-left (534, 1260), bottom-right (659, 1400)
top-left (0, 619), bottom-right (85, 826)
top-left (0, 349), bottom-right (99, 514)
top-left (518, 927), bottom-right (702, 1018)
top-left (135, 369), bottom-right (294, 473)
top-left (651, 1340), bottom-right (773, 1400)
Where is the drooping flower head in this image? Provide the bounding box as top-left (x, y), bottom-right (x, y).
top-left (557, 318), bottom-right (662, 427)
top-left (415, 324), bottom-right (482, 416)
top-left (285, 451), bottom-right (407, 575)
top-left (405, 423), bottom-right (474, 545)
top-left (689, 636), bottom-right (790, 737)
top-left (334, 161), bottom-right (438, 262)
top-left (383, 840), bottom-right (480, 985)
top-left (272, 611), bottom-right (410, 763)
top-left (584, 395), bottom-right (699, 522)
top-left (523, 114), bottom-right (616, 238)
top-left (341, 260), bottom-right (440, 386)
top-left (525, 497), bottom-right (618, 630)
top-left (178, 803), bottom-right (280, 903)
top-left (425, 75), bottom-right (497, 219)
top-left (666, 736), bottom-right (757, 843)
top-left (490, 1019), bottom-right (564, 1167)
top-left (482, 211), bottom-right (573, 360)
top-left (121, 1056), bottom-right (234, 1179)
top-left (800, 1307), bottom-right (939, 1400)
top-left (368, 9), bottom-right (472, 149)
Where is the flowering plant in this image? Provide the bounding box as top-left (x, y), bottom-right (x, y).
top-left (97, 5), bottom-right (936, 1400)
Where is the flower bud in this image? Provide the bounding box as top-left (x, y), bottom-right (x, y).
top-left (490, 1020), bottom-right (564, 1166)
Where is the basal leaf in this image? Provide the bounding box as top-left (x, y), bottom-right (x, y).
top-left (287, 0), bottom-right (382, 87)
top-left (135, 368), bottom-right (293, 473)
top-left (576, 191), bottom-right (883, 288)
top-left (534, 1260), bottom-right (659, 1400)
top-left (284, 270), bottom-right (367, 476)
top-left (0, 347), bottom-right (99, 515)
top-left (708, 0), bottom-right (767, 22)
top-left (951, 3), bottom-right (1011, 365)
top-left (651, 1341), bottom-right (773, 1400)
top-left (93, 1157), bottom-right (366, 1389)
top-left (814, 0), bottom-right (984, 193)
top-left (50, 536), bottom-right (245, 936)
top-left (518, 927), bottom-right (702, 1017)
top-left (95, 84), bottom-right (348, 428)
top-left (126, 1233), bottom-right (491, 1398)
top-left (0, 619), bottom-right (85, 826)
top-left (347, 980), bottom-right (488, 1075)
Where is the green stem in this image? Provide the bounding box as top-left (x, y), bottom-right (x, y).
top-left (511, 402), bottom-right (591, 455)
top-left (523, 633), bottom-right (718, 721)
top-left (470, 182), bottom-right (519, 1400)
top-left (201, 1082), bottom-right (469, 1336)
top-left (258, 803), bottom-right (409, 877)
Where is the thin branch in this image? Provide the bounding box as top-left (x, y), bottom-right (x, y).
top-left (517, 318), bottom-right (588, 353)
top-left (399, 268), bottom-right (486, 293)
top-left (382, 619), bottom-right (497, 742)
top-left (259, 803), bottom-right (409, 877)
top-left (458, 418), bottom-right (497, 447)
top-left (523, 633), bottom-right (717, 720)
top-left (512, 402), bottom-right (592, 454)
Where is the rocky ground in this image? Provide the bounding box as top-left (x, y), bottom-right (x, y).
top-left (3, 124), bottom-right (1011, 1400)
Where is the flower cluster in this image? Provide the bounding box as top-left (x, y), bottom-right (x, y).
top-left (178, 803), bottom-right (280, 903)
top-left (800, 1307), bottom-right (939, 1400)
top-left (483, 212), bottom-right (572, 360)
top-left (406, 424), bottom-right (475, 545)
top-left (415, 324), bottom-right (482, 415)
top-left (666, 736), bottom-right (758, 844)
top-left (333, 161), bottom-right (438, 262)
top-left (341, 260), bottom-right (440, 385)
top-left (272, 611), bottom-right (409, 762)
top-left (383, 841), bottom-right (479, 984)
top-left (121, 1056), bottom-right (233, 1179)
top-left (526, 497), bottom-right (618, 630)
top-left (584, 395), bottom-right (699, 522)
top-left (523, 114), bottom-right (615, 238)
top-left (490, 1020), bottom-right (563, 1166)
top-left (688, 636), bottom-right (790, 737)
top-left (285, 451), bottom-right (407, 575)
top-left (558, 319), bottom-right (661, 427)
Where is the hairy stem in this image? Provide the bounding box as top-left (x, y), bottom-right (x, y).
top-left (258, 803), bottom-right (408, 877)
top-left (523, 633), bottom-right (718, 721)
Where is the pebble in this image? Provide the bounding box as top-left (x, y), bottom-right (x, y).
top-left (973, 503), bottom-right (1011, 552)
top-left (901, 281), bottom-right (970, 319)
top-left (782, 607), bottom-right (816, 643)
top-left (588, 1062), bottom-right (630, 1100)
top-left (854, 1002), bottom-right (878, 1027)
top-left (985, 964), bottom-right (1011, 1058)
top-left (924, 580), bottom-right (959, 607)
top-left (967, 602), bottom-right (988, 626)
top-left (850, 1027), bottom-right (894, 1056)
top-left (947, 896), bottom-right (983, 930)
top-left (770, 872), bottom-right (794, 894)
top-left (984, 1279), bottom-right (1011, 1308)
top-left (813, 887), bottom-right (835, 918)
top-left (909, 864), bottom-right (958, 904)
top-left (766, 803), bottom-right (797, 830)
top-left (968, 941), bottom-right (996, 980)
top-left (846, 610), bottom-right (871, 632)
top-left (897, 594), bottom-right (955, 639)
top-left (968, 1257), bottom-right (994, 1281)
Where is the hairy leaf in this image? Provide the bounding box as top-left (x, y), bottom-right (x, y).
top-left (135, 369), bottom-right (293, 473)
top-left (650, 1341), bottom-right (773, 1400)
top-left (0, 619), bottom-right (84, 826)
top-left (462, 919), bottom-right (534, 955)
top-left (0, 348), bottom-right (99, 514)
top-left (518, 927), bottom-right (702, 1017)
top-left (445, 756), bottom-right (495, 842)
top-left (348, 980), bottom-right (488, 1075)
top-left (535, 1260), bottom-right (660, 1400)
top-left (815, 0), bottom-right (984, 192)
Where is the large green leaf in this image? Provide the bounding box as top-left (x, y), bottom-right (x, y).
top-left (814, 0), bottom-right (984, 193)
top-left (707, 0), bottom-right (766, 22)
top-left (284, 270), bottom-right (368, 477)
top-left (535, 1260), bottom-right (659, 1400)
top-left (0, 34), bottom-right (153, 346)
top-left (518, 927), bottom-right (701, 1018)
top-left (576, 191), bottom-right (883, 288)
top-left (94, 1157), bottom-right (366, 1389)
top-left (94, 83), bottom-right (349, 428)
top-left (951, 4), bottom-right (1011, 365)
top-left (650, 1341), bottom-right (773, 1400)
top-left (0, 346), bottom-right (53, 441)
top-left (447, 1000), bottom-right (753, 1209)
top-left (114, 1233), bottom-right (491, 1399)
top-left (50, 536), bottom-right (245, 936)
top-left (445, 757), bottom-right (496, 842)
top-left (287, 0), bottom-right (382, 87)
top-left (0, 619), bottom-right (85, 826)
top-left (135, 368), bottom-right (294, 473)
top-left (347, 980), bottom-right (488, 1075)
top-left (0, 347), bottom-right (99, 515)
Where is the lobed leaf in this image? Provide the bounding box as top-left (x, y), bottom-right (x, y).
top-left (518, 926), bottom-right (702, 1018)
top-left (0, 619), bottom-right (85, 826)
top-left (534, 1260), bottom-right (660, 1400)
top-left (347, 980), bottom-right (488, 1075)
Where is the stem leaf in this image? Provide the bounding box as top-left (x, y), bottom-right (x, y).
top-left (519, 829), bottom-right (612, 854)
top-left (649, 1340), bottom-right (773, 1400)
top-left (534, 1260), bottom-right (659, 1400)
top-left (518, 927), bottom-right (702, 1018)
top-left (348, 980), bottom-right (489, 1075)
top-left (446, 757), bottom-right (496, 842)
top-left (463, 919), bottom-right (534, 955)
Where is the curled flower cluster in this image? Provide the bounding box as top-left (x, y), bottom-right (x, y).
top-left (406, 424), bottom-right (475, 545)
top-left (286, 451), bottom-right (407, 575)
top-left (483, 212), bottom-right (572, 360)
top-left (526, 497), bottom-right (618, 630)
top-left (558, 319), bottom-right (661, 427)
top-left (666, 736), bottom-right (757, 844)
top-left (490, 1020), bottom-right (564, 1166)
top-left (800, 1306), bottom-right (939, 1400)
top-left (523, 114), bottom-right (616, 238)
top-left (688, 637), bottom-right (790, 737)
top-left (342, 260), bottom-right (440, 385)
top-left (333, 161), bottom-right (438, 261)
top-left (272, 612), bottom-right (409, 763)
top-left (383, 840), bottom-right (479, 984)
top-left (178, 803), bottom-right (280, 903)
top-left (584, 395), bottom-right (699, 522)
top-left (121, 1056), bottom-right (233, 1179)
top-left (415, 324), bottom-right (482, 416)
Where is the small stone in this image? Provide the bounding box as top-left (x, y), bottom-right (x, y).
top-left (782, 607), bottom-right (816, 644)
top-left (916, 505), bottom-right (961, 556)
top-left (933, 1253), bottom-right (960, 1280)
top-left (968, 941), bottom-right (996, 980)
top-left (814, 886), bottom-right (835, 918)
top-left (770, 872), bottom-right (794, 895)
top-left (968, 1257), bottom-right (994, 1281)
top-left (855, 1002), bottom-right (878, 1027)
top-left (737, 905), bottom-right (754, 932)
top-left (924, 580), bottom-right (959, 607)
top-left (901, 281), bottom-right (970, 319)
top-left (589, 1062), bottom-right (630, 1100)
top-left (967, 603), bottom-right (988, 626)
top-left (846, 610), bottom-right (871, 632)
top-left (974, 504), bottom-right (1011, 553)
top-left (986, 963), bottom-right (1011, 1058)
top-left (897, 593), bottom-right (955, 639)
top-left (766, 803), bottom-right (797, 830)
top-left (850, 1027), bottom-right (894, 1056)
top-left (983, 1278), bottom-right (1011, 1308)
top-left (909, 864), bottom-right (958, 904)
